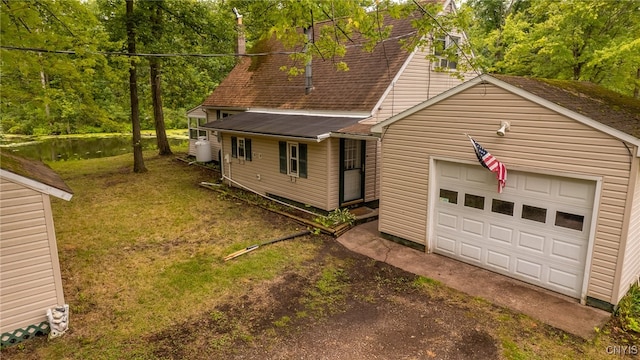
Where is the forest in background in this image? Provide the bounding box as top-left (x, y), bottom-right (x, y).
top-left (1, 0), bottom-right (638, 137)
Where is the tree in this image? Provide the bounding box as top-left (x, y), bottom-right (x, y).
top-left (464, 0), bottom-right (640, 97)
top-left (0, 0), bottom-right (124, 134)
top-left (228, 0), bottom-right (474, 76)
top-left (126, 0), bottom-right (146, 172)
top-left (147, 1), bottom-right (171, 155)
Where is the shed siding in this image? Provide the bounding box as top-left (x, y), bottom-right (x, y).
top-left (617, 159), bottom-right (640, 304)
top-left (221, 134), bottom-right (337, 211)
top-left (0, 178), bottom-right (65, 334)
top-left (378, 84), bottom-right (631, 303)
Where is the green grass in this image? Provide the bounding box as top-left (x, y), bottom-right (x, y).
top-left (1, 148), bottom-right (639, 359)
top-left (1, 149), bottom-right (319, 359)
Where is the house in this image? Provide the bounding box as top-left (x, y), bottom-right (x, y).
top-left (199, 0), bottom-right (474, 211)
top-left (370, 74), bottom-right (640, 311)
top-left (187, 105), bottom-right (221, 162)
top-left (0, 152), bottom-right (73, 346)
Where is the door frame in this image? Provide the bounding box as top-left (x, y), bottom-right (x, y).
top-left (339, 138), bottom-right (366, 206)
top-left (428, 156), bottom-right (602, 304)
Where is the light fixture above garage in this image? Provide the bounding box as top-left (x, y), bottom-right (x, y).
top-left (496, 121), bottom-right (510, 136)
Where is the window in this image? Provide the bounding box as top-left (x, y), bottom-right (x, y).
top-left (555, 212), bottom-right (584, 231)
top-left (279, 141), bottom-right (307, 178)
top-left (188, 117), bottom-right (208, 140)
top-left (522, 205), bottom-right (547, 223)
top-left (231, 136), bottom-right (252, 161)
top-left (464, 194), bottom-right (485, 210)
top-left (491, 199), bottom-right (514, 216)
top-left (439, 189), bottom-right (458, 204)
top-left (434, 35), bottom-right (460, 70)
top-left (217, 110), bottom-right (234, 119)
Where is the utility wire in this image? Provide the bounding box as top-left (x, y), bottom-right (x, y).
top-left (0, 30), bottom-right (418, 58)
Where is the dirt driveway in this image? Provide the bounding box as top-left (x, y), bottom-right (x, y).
top-left (148, 234), bottom-right (505, 359)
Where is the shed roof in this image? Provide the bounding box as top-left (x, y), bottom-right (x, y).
top-left (0, 152), bottom-right (73, 200)
top-left (202, 112), bottom-right (365, 141)
top-left (201, 12), bottom-right (424, 113)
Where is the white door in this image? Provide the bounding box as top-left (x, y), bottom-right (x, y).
top-left (342, 139), bottom-right (363, 203)
top-left (433, 161), bottom-right (595, 298)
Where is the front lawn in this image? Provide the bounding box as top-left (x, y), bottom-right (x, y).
top-left (1, 149), bottom-right (637, 359)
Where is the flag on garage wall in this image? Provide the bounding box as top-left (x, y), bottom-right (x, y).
top-left (467, 135), bottom-right (507, 193)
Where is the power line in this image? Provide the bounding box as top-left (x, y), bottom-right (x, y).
top-left (0, 45), bottom-right (301, 58)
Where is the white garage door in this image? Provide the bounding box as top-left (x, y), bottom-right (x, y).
top-left (434, 161), bottom-right (595, 298)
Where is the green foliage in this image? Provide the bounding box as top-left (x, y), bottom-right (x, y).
top-left (616, 282), bottom-right (640, 334)
top-left (314, 208), bottom-right (356, 228)
top-left (464, 0), bottom-right (640, 96)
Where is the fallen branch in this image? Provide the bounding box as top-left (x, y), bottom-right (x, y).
top-left (223, 229), bottom-right (311, 262)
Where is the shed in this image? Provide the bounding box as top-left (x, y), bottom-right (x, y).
top-left (371, 74), bottom-right (640, 311)
top-left (0, 152), bottom-right (73, 346)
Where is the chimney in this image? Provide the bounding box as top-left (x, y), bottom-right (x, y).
top-left (304, 26), bottom-right (313, 95)
top-left (233, 8), bottom-right (245, 55)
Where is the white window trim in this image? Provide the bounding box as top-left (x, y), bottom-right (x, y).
top-left (433, 35), bottom-right (460, 70)
top-left (236, 137), bottom-right (246, 161)
top-left (287, 142), bottom-right (299, 177)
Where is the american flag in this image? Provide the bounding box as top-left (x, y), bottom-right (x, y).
top-left (468, 135), bottom-right (507, 193)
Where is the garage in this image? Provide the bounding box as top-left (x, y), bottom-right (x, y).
top-left (433, 160), bottom-right (595, 298)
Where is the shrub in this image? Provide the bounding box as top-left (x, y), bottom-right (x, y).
top-left (616, 282), bottom-right (640, 334)
top-left (314, 208), bottom-right (356, 228)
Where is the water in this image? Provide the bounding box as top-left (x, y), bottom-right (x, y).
top-left (0, 135), bottom-right (189, 161)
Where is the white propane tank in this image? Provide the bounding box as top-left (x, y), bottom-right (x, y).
top-left (195, 137), bottom-right (212, 162)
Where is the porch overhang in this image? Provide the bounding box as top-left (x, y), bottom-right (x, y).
top-left (202, 112), bottom-right (366, 142)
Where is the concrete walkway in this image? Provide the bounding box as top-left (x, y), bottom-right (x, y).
top-left (337, 220), bottom-right (611, 339)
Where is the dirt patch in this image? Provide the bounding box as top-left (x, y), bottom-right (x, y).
top-left (147, 237), bottom-right (499, 359)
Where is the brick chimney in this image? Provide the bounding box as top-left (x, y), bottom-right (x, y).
top-left (233, 8), bottom-right (245, 55)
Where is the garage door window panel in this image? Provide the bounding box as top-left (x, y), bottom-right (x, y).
top-left (555, 212), bottom-right (584, 231)
top-left (492, 199), bottom-right (514, 216)
top-left (439, 189), bottom-right (458, 204)
top-left (464, 194), bottom-right (485, 210)
top-left (522, 205), bottom-right (547, 223)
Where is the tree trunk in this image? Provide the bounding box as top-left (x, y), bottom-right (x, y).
top-left (150, 2), bottom-right (172, 156)
top-left (127, 0), bottom-right (147, 173)
top-left (635, 68), bottom-right (639, 99)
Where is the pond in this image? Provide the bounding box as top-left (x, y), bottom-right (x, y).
top-left (0, 134), bottom-right (189, 162)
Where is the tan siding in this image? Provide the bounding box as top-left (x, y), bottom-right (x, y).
top-left (368, 49), bottom-right (468, 125)
top-left (0, 178), bottom-right (65, 334)
top-left (616, 159), bottom-right (640, 303)
top-left (221, 134), bottom-right (334, 210)
top-left (378, 84), bottom-right (632, 303)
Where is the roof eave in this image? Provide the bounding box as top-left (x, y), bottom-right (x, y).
top-left (372, 74), bottom-right (640, 156)
top-left (204, 128), bottom-right (326, 143)
top-left (0, 169), bottom-right (73, 201)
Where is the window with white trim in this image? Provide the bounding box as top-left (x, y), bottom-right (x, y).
top-left (279, 141), bottom-right (307, 178)
top-left (434, 35), bottom-right (460, 70)
top-left (188, 117), bottom-right (208, 140)
top-left (231, 136), bottom-right (252, 161)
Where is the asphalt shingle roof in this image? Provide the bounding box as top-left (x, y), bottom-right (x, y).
top-left (0, 151), bottom-right (73, 196)
top-left (202, 14), bottom-right (422, 113)
top-left (493, 74), bottom-right (640, 139)
top-left (202, 112), bottom-right (365, 139)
